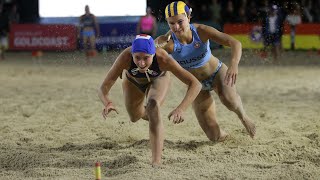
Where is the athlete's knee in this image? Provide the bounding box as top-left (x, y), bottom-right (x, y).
top-left (129, 115), bottom-right (140, 123)
top-left (193, 101), bottom-right (211, 113)
top-left (219, 92), bottom-right (240, 111)
top-left (128, 110), bottom-right (144, 123)
top-left (146, 98), bottom-right (160, 125)
top-left (146, 98), bottom-right (159, 113)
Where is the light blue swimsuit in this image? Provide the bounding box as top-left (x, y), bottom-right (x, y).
top-left (171, 24), bottom-right (222, 91)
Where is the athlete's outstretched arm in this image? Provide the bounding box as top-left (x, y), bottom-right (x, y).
top-left (98, 48), bottom-right (130, 117)
top-left (157, 48), bottom-right (201, 123)
top-left (197, 24), bottom-right (242, 64)
top-left (197, 24), bottom-right (242, 86)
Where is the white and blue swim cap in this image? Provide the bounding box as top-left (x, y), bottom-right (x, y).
top-left (131, 34), bottom-right (156, 55)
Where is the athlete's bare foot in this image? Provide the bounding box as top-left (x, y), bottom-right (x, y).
top-left (217, 130), bottom-right (228, 142)
top-left (151, 162), bottom-right (161, 168)
top-left (241, 117), bottom-right (256, 138)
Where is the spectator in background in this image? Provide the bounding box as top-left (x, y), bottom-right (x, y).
top-left (301, 0), bottom-right (313, 22)
top-left (277, 1), bottom-right (289, 53)
top-left (0, 3), bottom-right (8, 60)
top-left (209, 0), bottom-right (221, 25)
top-left (221, 0), bottom-right (236, 23)
top-left (246, 0), bottom-right (258, 23)
top-left (8, 3), bottom-right (19, 25)
top-left (199, 4), bottom-right (211, 21)
top-left (136, 7), bottom-right (158, 38)
top-left (260, 0), bottom-right (269, 12)
top-left (286, 2), bottom-right (302, 50)
top-left (79, 5), bottom-right (100, 60)
top-left (235, 5), bottom-right (247, 23)
top-left (261, 4), bottom-right (283, 62)
top-left (238, 0), bottom-right (247, 19)
top-left (310, 0), bottom-right (320, 22)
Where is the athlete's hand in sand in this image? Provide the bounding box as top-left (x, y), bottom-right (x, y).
top-left (102, 102), bottom-right (119, 119)
top-left (224, 64), bottom-right (238, 86)
top-left (168, 108), bottom-right (184, 124)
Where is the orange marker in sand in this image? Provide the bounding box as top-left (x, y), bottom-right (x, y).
top-left (95, 162), bottom-right (101, 180)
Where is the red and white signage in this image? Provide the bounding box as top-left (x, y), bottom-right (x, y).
top-left (9, 24), bottom-right (77, 51)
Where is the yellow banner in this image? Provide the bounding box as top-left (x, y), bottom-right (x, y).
top-left (231, 35), bottom-right (320, 49)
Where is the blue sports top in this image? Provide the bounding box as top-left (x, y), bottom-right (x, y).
top-left (128, 55), bottom-right (162, 79)
top-left (170, 24), bottom-right (211, 70)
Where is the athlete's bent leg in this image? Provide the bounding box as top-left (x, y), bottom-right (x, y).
top-left (214, 64), bottom-right (256, 138)
top-left (122, 77), bottom-right (146, 122)
top-left (193, 91), bottom-right (228, 142)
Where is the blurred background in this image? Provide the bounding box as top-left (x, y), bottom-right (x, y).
top-left (0, 0), bottom-right (319, 55)
top-left (1, 2), bottom-right (320, 180)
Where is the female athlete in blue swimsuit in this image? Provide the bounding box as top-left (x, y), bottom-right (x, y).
top-left (156, 1), bottom-right (256, 141)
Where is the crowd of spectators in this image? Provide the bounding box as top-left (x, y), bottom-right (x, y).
top-left (0, 1), bottom-right (20, 35)
top-left (0, 1), bottom-right (19, 59)
top-left (158, 0), bottom-right (320, 25)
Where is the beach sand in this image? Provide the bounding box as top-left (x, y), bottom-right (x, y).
top-left (0, 50), bottom-right (319, 179)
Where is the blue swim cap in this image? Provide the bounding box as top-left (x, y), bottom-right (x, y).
top-left (131, 34), bottom-right (156, 55)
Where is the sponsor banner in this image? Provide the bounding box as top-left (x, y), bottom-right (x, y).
top-left (9, 24), bottom-right (77, 50)
top-left (96, 22), bottom-right (137, 50)
top-left (224, 23), bottom-right (320, 49)
top-left (76, 22), bottom-right (137, 51)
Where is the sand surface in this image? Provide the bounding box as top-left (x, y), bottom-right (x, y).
top-left (0, 50), bottom-right (319, 179)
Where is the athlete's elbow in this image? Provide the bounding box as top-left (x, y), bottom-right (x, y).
top-left (192, 80), bottom-right (202, 94)
top-left (237, 41), bottom-right (242, 49)
top-left (230, 38), bottom-right (241, 46)
top-left (229, 40), bottom-right (242, 50)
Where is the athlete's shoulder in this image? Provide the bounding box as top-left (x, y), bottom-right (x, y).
top-left (155, 48), bottom-right (174, 70)
top-left (116, 47), bottom-right (131, 62)
top-left (122, 47), bottom-right (132, 56)
top-left (156, 48), bottom-right (173, 62)
top-left (194, 23), bottom-right (213, 32)
top-left (194, 23), bottom-right (218, 41)
top-left (155, 48), bottom-right (168, 59)
top-left (113, 47), bottom-right (132, 69)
